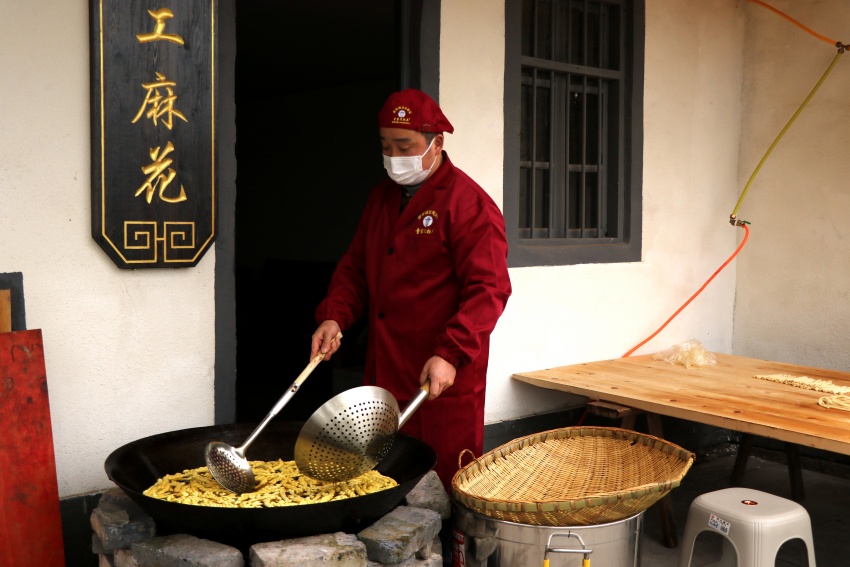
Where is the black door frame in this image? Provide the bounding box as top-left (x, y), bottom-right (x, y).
top-left (214, 0), bottom-right (441, 424)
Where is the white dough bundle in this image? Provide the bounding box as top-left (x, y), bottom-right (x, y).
top-left (754, 373), bottom-right (850, 412)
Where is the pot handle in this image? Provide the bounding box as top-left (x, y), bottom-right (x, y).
top-left (543, 532), bottom-right (592, 567)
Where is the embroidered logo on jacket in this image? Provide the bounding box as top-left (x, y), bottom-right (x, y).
top-left (415, 210), bottom-right (438, 235)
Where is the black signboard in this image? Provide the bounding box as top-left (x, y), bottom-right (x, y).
top-left (90, 0), bottom-right (216, 268)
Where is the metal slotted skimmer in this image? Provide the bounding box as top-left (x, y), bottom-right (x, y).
top-left (204, 333), bottom-right (341, 494)
top-left (294, 381), bottom-right (430, 482)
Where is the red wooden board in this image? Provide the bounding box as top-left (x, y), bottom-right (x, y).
top-left (0, 329), bottom-right (65, 565)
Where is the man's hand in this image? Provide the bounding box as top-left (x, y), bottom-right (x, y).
top-left (421, 355), bottom-right (456, 400)
top-left (311, 320), bottom-right (342, 361)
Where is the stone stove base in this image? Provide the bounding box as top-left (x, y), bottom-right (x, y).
top-left (91, 471), bottom-right (451, 567)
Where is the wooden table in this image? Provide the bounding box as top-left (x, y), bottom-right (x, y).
top-left (514, 353), bottom-right (850, 548)
top-left (512, 353), bottom-right (850, 455)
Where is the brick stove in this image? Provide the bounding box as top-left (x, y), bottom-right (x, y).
top-left (90, 471), bottom-right (451, 567)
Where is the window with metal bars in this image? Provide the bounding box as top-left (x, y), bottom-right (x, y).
top-left (504, 0), bottom-right (644, 267)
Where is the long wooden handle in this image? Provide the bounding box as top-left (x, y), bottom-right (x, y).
top-left (293, 331), bottom-right (343, 389)
top-left (240, 332), bottom-right (343, 452)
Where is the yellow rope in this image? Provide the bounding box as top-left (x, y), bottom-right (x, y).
top-left (730, 51), bottom-right (844, 219)
top-left (730, 0), bottom-right (847, 221)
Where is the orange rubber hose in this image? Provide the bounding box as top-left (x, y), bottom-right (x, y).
top-left (622, 223), bottom-right (750, 358)
top-left (576, 224), bottom-right (751, 426)
top-left (579, 0), bottom-right (839, 424)
top-left (621, 1), bottom-right (841, 357)
top-left (747, 0), bottom-right (838, 46)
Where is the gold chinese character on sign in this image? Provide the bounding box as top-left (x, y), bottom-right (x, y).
top-left (132, 72), bottom-right (188, 130)
top-left (137, 8), bottom-right (185, 45)
top-left (136, 142), bottom-right (188, 204)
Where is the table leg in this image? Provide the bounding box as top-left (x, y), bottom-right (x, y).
top-left (785, 442), bottom-right (805, 501)
top-left (732, 434), bottom-right (805, 502)
top-left (730, 433), bottom-right (755, 486)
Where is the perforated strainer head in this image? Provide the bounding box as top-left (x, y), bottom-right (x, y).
top-left (294, 382), bottom-right (429, 482)
top-left (202, 343), bottom-right (337, 494)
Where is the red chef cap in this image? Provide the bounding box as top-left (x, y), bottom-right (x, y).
top-left (378, 89), bottom-right (454, 134)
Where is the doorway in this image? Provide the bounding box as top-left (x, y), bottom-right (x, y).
top-left (233, 1), bottom-right (402, 423)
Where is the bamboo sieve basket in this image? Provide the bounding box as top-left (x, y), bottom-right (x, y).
top-left (451, 426), bottom-right (695, 526)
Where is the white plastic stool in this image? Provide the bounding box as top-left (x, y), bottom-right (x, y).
top-left (678, 487), bottom-right (816, 567)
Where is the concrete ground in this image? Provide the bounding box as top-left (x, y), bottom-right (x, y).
top-left (641, 449), bottom-right (849, 566)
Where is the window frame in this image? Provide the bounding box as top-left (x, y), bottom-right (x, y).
top-left (503, 0), bottom-right (645, 268)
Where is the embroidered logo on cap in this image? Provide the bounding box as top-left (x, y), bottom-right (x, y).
top-left (391, 105), bottom-right (413, 126)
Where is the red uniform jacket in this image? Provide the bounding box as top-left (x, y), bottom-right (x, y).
top-left (315, 152), bottom-right (511, 489)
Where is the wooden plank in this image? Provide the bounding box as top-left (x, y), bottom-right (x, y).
top-left (512, 353), bottom-right (850, 456)
top-left (585, 400), bottom-right (642, 420)
top-left (0, 289), bottom-right (10, 332)
top-left (0, 329), bottom-right (66, 565)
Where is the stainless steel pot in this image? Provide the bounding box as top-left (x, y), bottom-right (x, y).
top-left (451, 502), bottom-right (644, 567)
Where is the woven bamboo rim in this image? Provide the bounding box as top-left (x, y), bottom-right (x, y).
top-left (451, 426), bottom-right (695, 526)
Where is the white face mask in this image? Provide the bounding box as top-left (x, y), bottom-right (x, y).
top-left (382, 137), bottom-right (437, 186)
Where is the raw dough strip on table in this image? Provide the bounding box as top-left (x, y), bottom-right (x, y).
top-left (818, 395), bottom-right (850, 411)
top-left (754, 373), bottom-right (850, 411)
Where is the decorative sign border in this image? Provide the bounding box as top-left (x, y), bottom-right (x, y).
top-left (90, 0), bottom-right (216, 268)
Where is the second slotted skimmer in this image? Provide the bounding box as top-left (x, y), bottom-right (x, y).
top-left (294, 380), bottom-right (430, 482)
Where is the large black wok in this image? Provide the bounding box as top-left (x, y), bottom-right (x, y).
top-left (104, 421), bottom-right (436, 549)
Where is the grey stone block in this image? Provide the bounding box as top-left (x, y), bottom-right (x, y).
top-left (472, 534), bottom-right (497, 561)
top-left (357, 506), bottom-right (442, 564)
top-left (250, 532), bottom-right (367, 567)
top-left (92, 532), bottom-right (107, 554)
top-left (100, 487), bottom-right (142, 510)
top-left (420, 554), bottom-right (443, 567)
top-left (367, 552), bottom-right (442, 567)
top-left (90, 499), bottom-right (156, 552)
top-left (430, 534), bottom-right (442, 559)
top-left (130, 534), bottom-right (244, 567)
top-left (416, 535), bottom-right (443, 561)
top-left (114, 548), bottom-right (139, 567)
top-left (404, 472), bottom-right (451, 520)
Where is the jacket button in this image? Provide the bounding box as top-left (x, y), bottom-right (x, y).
top-left (388, 247), bottom-right (394, 255)
top-left (370, 376), bottom-right (377, 384)
top-left (377, 312), bottom-right (385, 320)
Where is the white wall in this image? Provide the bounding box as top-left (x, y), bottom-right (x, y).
top-left (733, 0), bottom-right (850, 370)
top-left (4, 0), bottom-right (845, 500)
top-left (0, 3), bottom-right (216, 497)
top-left (441, 0), bottom-right (745, 421)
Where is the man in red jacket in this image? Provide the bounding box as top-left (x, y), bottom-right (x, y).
top-left (310, 88), bottom-right (512, 490)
